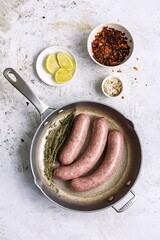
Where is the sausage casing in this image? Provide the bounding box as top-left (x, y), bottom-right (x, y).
top-left (71, 130), bottom-right (124, 192)
top-left (59, 113), bottom-right (90, 165)
top-left (54, 117), bottom-right (109, 180)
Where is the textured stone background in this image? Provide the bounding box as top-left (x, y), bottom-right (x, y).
top-left (0, 0), bottom-right (160, 239)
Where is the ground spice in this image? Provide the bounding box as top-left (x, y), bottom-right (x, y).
top-left (103, 77), bottom-right (122, 97)
top-left (92, 26), bottom-right (130, 66)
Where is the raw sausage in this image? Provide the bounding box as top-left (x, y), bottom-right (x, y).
top-left (59, 113), bottom-right (90, 165)
top-left (71, 130), bottom-right (124, 192)
top-left (54, 117), bottom-right (108, 180)
top-left (54, 117), bottom-right (109, 180)
top-left (71, 130), bottom-right (124, 191)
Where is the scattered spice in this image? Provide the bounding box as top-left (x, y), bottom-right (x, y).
top-left (112, 70), bottom-right (114, 72)
top-left (92, 26), bottom-right (130, 66)
top-left (134, 78), bottom-right (137, 80)
top-left (44, 111), bottom-right (75, 182)
top-left (121, 96), bottom-right (124, 99)
top-left (117, 69), bottom-right (122, 73)
top-left (136, 58), bottom-right (139, 60)
top-left (31, 79), bottom-right (35, 84)
top-left (26, 102), bottom-right (29, 106)
top-left (133, 67), bottom-right (138, 71)
top-left (145, 84), bottom-right (147, 86)
top-left (21, 139), bottom-right (24, 142)
top-left (42, 16), bottom-right (45, 19)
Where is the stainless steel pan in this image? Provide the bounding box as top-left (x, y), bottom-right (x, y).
top-left (3, 68), bottom-right (142, 212)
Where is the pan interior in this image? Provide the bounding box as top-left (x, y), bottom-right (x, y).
top-left (31, 102), bottom-right (141, 210)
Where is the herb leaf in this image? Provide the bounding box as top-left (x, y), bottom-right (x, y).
top-left (44, 111), bottom-right (75, 182)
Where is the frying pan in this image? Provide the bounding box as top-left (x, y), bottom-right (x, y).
top-left (3, 68), bottom-right (142, 212)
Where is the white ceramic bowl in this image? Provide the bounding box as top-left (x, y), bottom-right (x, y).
top-left (101, 76), bottom-right (123, 97)
top-left (36, 46), bottom-right (77, 86)
top-left (87, 23), bottom-right (134, 67)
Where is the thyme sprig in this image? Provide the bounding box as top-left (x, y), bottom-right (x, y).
top-left (44, 111), bottom-right (75, 181)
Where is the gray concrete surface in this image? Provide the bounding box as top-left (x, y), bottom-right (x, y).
top-left (0, 0), bottom-right (160, 239)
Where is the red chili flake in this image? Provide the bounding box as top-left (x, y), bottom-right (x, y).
top-left (92, 26), bottom-right (130, 66)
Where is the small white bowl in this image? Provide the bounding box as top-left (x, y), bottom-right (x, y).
top-left (36, 46), bottom-right (77, 86)
top-left (87, 23), bottom-right (134, 67)
top-left (101, 76), bottom-right (123, 97)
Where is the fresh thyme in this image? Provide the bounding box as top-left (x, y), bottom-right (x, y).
top-left (44, 111), bottom-right (75, 182)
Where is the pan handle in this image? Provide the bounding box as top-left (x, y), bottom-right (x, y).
top-left (112, 190), bottom-right (137, 213)
top-left (3, 68), bottom-right (50, 116)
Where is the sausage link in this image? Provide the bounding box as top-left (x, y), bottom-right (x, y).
top-left (59, 113), bottom-right (90, 165)
top-left (54, 117), bottom-right (109, 180)
top-left (71, 130), bottom-right (124, 192)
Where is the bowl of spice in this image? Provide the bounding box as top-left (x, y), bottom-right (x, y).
top-left (87, 23), bottom-right (134, 67)
top-left (101, 76), bottom-right (123, 97)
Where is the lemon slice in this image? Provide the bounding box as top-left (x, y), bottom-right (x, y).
top-left (55, 68), bottom-right (73, 83)
top-left (57, 52), bottom-right (73, 70)
top-left (45, 54), bottom-right (60, 74)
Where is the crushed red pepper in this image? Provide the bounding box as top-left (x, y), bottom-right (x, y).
top-left (92, 26), bottom-right (130, 66)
